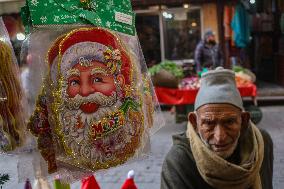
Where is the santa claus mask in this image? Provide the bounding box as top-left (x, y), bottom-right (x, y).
top-left (50, 27), bottom-right (149, 171)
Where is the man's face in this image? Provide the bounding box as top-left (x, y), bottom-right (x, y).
top-left (66, 60), bottom-right (120, 114)
top-left (206, 35), bottom-right (216, 44)
top-left (195, 104), bottom-right (242, 158)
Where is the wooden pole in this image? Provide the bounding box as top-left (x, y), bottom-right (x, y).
top-left (216, 0), bottom-right (227, 68)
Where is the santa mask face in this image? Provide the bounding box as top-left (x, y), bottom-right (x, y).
top-left (65, 61), bottom-right (122, 114)
top-left (51, 27), bottom-right (147, 171)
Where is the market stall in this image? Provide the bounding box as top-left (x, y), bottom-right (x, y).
top-left (155, 83), bottom-right (257, 105)
top-left (150, 62), bottom-right (261, 123)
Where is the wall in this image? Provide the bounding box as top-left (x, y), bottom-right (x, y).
top-left (201, 3), bottom-right (219, 42)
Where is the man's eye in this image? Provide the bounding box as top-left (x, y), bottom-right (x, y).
top-left (70, 80), bottom-right (80, 86)
top-left (205, 121), bottom-right (215, 126)
top-left (93, 77), bottom-right (103, 83)
top-left (225, 119), bottom-right (235, 125)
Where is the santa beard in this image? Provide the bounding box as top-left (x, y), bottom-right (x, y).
top-left (60, 91), bottom-right (122, 146)
top-left (59, 91), bottom-right (128, 162)
top-left (63, 91), bottom-right (122, 125)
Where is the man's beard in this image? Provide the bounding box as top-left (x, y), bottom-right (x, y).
top-left (63, 91), bottom-right (122, 125)
top-left (199, 132), bottom-right (240, 159)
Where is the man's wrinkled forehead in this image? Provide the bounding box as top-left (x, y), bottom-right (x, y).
top-left (196, 103), bottom-right (242, 117)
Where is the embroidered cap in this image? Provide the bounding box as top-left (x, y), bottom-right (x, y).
top-left (194, 67), bottom-right (243, 110)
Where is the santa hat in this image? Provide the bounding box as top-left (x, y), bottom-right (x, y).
top-left (120, 170), bottom-right (138, 189)
top-left (47, 35), bottom-right (65, 85)
top-left (81, 175), bottom-right (100, 189)
top-left (58, 27), bottom-right (131, 85)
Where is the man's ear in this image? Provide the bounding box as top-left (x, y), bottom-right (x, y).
top-left (241, 111), bottom-right (250, 133)
top-left (116, 74), bottom-right (125, 88)
top-left (188, 112), bottom-right (198, 131)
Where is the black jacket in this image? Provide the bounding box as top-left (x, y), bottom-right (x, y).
top-left (161, 129), bottom-right (273, 189)
top-left (194, 40), bottom-right (223, 72)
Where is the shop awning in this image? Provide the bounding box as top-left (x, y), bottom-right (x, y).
top-left (132, 0), bottom-right (217, 7)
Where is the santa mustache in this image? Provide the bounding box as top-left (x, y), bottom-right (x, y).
top-left (64, 91), bottom-right (118, 110)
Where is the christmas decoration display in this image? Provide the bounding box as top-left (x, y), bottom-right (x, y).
top-left (0, 18), bottom-right (26, 153)
top-left (21, 0), bottom-right (163, 182)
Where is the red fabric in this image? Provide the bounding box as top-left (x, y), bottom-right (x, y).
top-left (155, 87), bottom-right (198, 105)
top-left (237, 83), bottom-right (257, 98)
top-left (81, 175), bottom-right (100, 189)
top-left (120, 178), bottom-right (138, 189)
top-left (155, 84), bottom-right (257, 105)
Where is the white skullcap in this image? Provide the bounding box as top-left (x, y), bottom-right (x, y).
top-left (194, 67), bottom-right (243, 110)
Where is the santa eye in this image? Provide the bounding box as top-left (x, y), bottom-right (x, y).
top-left (93, 77), bottom-right (103, 83)
top-left (70, 79), bottom-right (80, 86)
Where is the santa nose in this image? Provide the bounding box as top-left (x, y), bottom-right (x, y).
top-left (80, 84), bottom-right (95, 97)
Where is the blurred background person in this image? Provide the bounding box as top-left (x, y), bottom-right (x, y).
top-left (194, 29), bottom-right (223, 72)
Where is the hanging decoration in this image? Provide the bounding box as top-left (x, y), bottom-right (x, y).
top-left (21, 0), bottom-right (164, 182)
top-left (0, 18), bottom-right (26, 153)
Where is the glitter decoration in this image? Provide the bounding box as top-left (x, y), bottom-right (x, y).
top-left (0, 40), bottom-right (26, 152)
top-left (28, 27), bottom-right (156, 174)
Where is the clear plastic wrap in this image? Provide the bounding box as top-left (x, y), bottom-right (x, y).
top-left (25, 25), bottom-right (164, 182)
top-left (0, 17), bottom-right (28, 153)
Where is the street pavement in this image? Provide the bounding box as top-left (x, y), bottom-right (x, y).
top-left (1, 106), bottom-right (284, 189)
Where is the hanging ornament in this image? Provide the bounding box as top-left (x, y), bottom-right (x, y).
top-left (120, 170), bottom-right (138, 189)
top-left (81, 175), bottom-right (100, 189)
top-left (0, 19), bottom-right (26, 153)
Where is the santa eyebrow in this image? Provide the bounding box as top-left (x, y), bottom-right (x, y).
top-left (91, 68), bottom-right (108, 76)
top-left (66, 68), bottom-right (80, 77)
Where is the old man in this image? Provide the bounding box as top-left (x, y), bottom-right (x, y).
top-left (161, 67), bottom-right (273, 189)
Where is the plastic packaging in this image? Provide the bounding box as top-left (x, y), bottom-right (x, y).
top-left (0, 17), bottom-right (28, 153)
top-left (25, 26), bottom-right (164, 182)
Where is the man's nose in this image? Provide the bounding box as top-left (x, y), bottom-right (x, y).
top-left (80, 83), bottom-right (95, 97)
top-left (214, 125), bottom-right (227, 143)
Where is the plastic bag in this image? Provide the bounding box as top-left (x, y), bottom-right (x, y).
top-left (24, 26), bottom-right (164, 182)
top-left (0, 17), bottom-right (28, 153)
